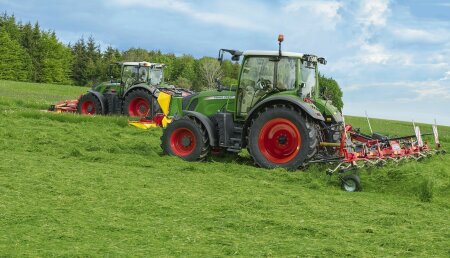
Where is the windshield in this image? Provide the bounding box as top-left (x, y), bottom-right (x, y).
top-left (300, 60), bottom-right (317, 98)
top-left (150, 68), bottom-right (163, 86)
top-left (277, 58), bottom-right (296, 90)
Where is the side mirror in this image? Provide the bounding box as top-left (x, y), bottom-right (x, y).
top-left (318, 57), bottom-right (327, 65)
top-left (231, 55), bottom-right (240, 61)
top-left (300, 82), bottom-right (306, 88)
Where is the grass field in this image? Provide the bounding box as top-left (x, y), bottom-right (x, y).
top-left (1, 80), bottom-right (449, 257)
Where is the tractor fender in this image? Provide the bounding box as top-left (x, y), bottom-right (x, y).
top-left (247, 95), bottom-right (325, 122)
top-left (124, 85), bottom-right (158, 98)
top-left (87, 90), bottom-right (107, 114)
top-left (183, 111), bottom-right (218, 146)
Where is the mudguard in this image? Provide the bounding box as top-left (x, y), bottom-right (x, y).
top-left (247, 95), bottom-right (325, 122)
top-left (183, 111), bottom-right (218, 146)
top-left (124, 85), bottom-right (158, 98)
top-left (87, 90), bottom-right (107, 114)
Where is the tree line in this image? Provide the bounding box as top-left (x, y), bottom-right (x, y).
top-left (0, 13), bottom-right (343, 109)
top-left (0, 13), bottom-right (239, 91)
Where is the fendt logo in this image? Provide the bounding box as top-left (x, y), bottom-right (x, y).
top-left (204, 96), bottom-right (236, 100)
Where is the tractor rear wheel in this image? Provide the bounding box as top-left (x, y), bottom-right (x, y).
top-left (161, 118), bottom-right (210, 161)
top-left (124, 89), bottom-right (153, 117)
top-left (77, 93), bottom-right (103, 115)
top-left (247, 106), bottom-right (318, 170)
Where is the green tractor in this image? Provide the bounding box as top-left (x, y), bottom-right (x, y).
top-left (76, 61), bottom-right (192, 117)
top-left (160, 35), bottom-right (343, 170)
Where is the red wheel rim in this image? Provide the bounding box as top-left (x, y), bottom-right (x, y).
top-left (128, 97), bottom-right (150, 117)
top-left (258, 118), bottom-right (301, 164)
top-left (81, 100), bottom-right (96, 115)
top-left (170, 128), bottom-right (197, 156)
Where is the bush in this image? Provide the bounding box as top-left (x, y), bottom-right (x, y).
top-left (174, 76), bottom-right (192, 89)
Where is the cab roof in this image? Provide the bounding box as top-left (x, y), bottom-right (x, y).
top-left (120, 61), bottom-right (165, 68)
top-left (242, 50), bottom-right (304, 58)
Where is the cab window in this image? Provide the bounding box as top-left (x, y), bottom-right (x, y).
top-left (300, 60), bottom-right (317, 98)
top-left (238, 57), bottom-right (275, 115)
top-left (276, 58), bottom-right (296, 90)
top-left (122, 66), bottom-right (138, 88)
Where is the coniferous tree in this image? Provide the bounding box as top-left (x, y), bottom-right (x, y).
top-left (85, 36), bottom-right (102, 84)
top-left (0, 13), bottom-right (21, 41)
top-left (39, 31), bottom-right (72, 84)
top-left (71, 37), bottom-right (88, 85)
top-left (0, 27), bottom-right (31, 81)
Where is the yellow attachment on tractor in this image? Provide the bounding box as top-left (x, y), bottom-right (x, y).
top-left (127, 91), bottom-right (173, 129)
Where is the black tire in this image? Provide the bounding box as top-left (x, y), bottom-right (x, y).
top-left (160, 117), bottom-right (210, 161)
top-left (123, 89), bottom-right (157, 117)
top-left (247, 105), bottom-right (319, 170)
top-left (340, 174), bottom-right (362, 192)
top-left (77, 93), bottom-right (103, 115)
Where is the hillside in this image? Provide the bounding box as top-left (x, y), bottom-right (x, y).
top-left (0, 80), bottom-right (449, 256)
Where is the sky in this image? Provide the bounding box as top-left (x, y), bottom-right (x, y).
top-left (1, 0), bottom-right (450, 125)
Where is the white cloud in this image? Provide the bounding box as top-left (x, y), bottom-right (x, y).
top-left (282, 0), bottom-right (343, 28)
top-left (357, 0), bottom-right (390, 27)
top-left (345, 79), bottom-right (450, 101)
top-left (112, 0), bottom-right (264, 31)
top-left (441, 71), bottom-right (450, 81)
top-left (391, 27), bottom-right (450, 43)
top-left (359, 43), bottom-right (391, 64)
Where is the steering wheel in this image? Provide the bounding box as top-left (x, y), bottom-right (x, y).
top-left (256, 78), bottom-right (271, 91)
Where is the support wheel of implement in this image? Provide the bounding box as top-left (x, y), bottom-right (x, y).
top-left (340, 174), bottom-right (361, 192)
top-left (124, 89), bottom-right (153, 117)
top-left (247, 105), bottom-right (318, 170)
top-left (161, 118), bottom-right (210, 161)
top-left (77, 93), bottom-right (103, 115)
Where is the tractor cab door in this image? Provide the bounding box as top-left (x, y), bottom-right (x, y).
top-left (236, 56), bottom-right (275, 118)
top-left (236, 56), bottom-right (297, 119)
top-left (120, 65), bottom-right (140, 94)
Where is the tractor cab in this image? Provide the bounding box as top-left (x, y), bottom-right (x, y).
top-left (216, 36), bottom-right (327, 121)
top-left (91, 61), bottom-right (167, 98)
top-left (115, 61), bottom-right (166, 89)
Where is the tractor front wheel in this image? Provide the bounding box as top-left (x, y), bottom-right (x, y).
top-left (161, 118), bottom-right (210, 161)
top-left (77, 93), bottom-right (103, 115)
top-left (247, 106), bottom-right (318, 170)
top-left (124, 89), bottom-right (153, 117)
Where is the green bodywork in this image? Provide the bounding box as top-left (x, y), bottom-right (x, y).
top-left (169, 89), bottom-right (236, 117)
top-left (170, 53), bottom-right (341, 123)
top-left (89, 63), bottom-right (165, 98)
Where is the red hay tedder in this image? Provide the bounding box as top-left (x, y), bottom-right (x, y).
top-left (310, 120), bottom-right (445, 192)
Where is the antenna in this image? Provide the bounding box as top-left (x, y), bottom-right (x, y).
top-left (365, 111), bottom-right (373, 134)
top-left (278, 34), bottom-right (284, 57)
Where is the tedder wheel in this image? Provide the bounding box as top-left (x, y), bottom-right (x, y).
top-left (247, 105), bottom-right (318, 170)
top-left (340, 174), bottom-right (362, 192)
top-left (77, 93), bottom-right (103, 115)
top-left (161, 117), bottom-right (210, 161)
top-left (124, 89), bottom-right (155, 117)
